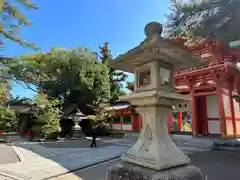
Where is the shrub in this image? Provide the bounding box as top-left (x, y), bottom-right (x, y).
top-left (45, 131), bottom-right (61, 140)
top-left (0, 107), bottom-right (18, 133)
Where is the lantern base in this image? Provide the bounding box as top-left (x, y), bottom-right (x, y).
top-left (106, 162), bottom-right (205, 180)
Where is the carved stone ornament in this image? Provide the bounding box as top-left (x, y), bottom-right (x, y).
top-left (139, 124), bottom-right (153, 152)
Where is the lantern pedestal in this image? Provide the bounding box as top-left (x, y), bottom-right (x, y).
top-left (120, 90), bottom-right (191, 170)
top-left (107, 162), bottom-right (205, 180)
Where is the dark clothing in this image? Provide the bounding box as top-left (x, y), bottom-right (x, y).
top-left (90, 135), bottom-right (97, 147)
top-left (79, 119), bottom-right (100, 148)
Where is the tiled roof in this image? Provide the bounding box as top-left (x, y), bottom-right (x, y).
top-left (229, 40), bottom-right (240, 47)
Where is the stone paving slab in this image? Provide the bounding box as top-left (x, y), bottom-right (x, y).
top-left (0, 144), bottom-right (20, 164)
top-left (0, 145), bottom-right (129, 180)
top-left (11, 144), bottom-right (91, 162)
top-left (49, 173), bottom-right (84, 180)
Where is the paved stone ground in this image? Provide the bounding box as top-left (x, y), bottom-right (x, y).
top-left (0, 143), bottom-right (19, 164)
top-left (41, 139), bottom-right (110, 149)
top-left (70, 151), bottom-right (240, 180)
top-left (102, 134), bottom-right (214, 155)
top-left (50, 135), bottom-right (216, 180)
top-left (0, 135), bottom-right (223, 180)
top-left (0, 140), bottom-right (128, 180)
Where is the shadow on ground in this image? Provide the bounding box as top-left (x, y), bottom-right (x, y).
top-left (1, 135), bottom-right (239, 180)
top-left (75, 150), bottom-right (240, 180)
top-left (190, 151), bottom-right (240, 180)
top-left (1, 136), bottom-right (128, 180)
top-left (41, 139), bottom-right (110, 149)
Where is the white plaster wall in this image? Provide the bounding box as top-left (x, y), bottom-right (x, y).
top-left (232, 90), bottom-right (240, 118)
top-left (112, 124), bottom-right (121, 130)
top-left (206, 95), bottom-right (220, 134)
top-left (233, 97), bottom-right (240, 118)
top-left (122, 124), bottom-right (132, 131)
top-left (223, 94), bottom-right (231, 117)
top-left (208, 121), bottom-right (220, 134)
top-left (232, 90), bottom-right (240, 134)
top-left (206, 95), bottom-right (219, 118)
top-left (226, 120), bottom-right (233, 135)
top-left (236, 121), bottom-right (240, 134)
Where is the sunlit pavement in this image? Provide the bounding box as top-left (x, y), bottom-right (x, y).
top-left (0, 134), bottom-right (236, 180)
top-left (100, 134), bottom-right (214, 154)
top-left (0, 143), bottom-right (20, 164)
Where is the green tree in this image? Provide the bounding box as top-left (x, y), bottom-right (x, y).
top-left (165, 0), bottom-right (240, 42)
top-left (0, 84), bottom-right (17, 132)
top-left (9, 47), bottom-right (111, 114)
top-left (32, 92), bottom-right (60, 138)
top-left (99, 42), bottom-right (127, 102)
top-left (87, 103), bottom-right (114, 129)
top-left (0, 0), bottom-right (38, 49)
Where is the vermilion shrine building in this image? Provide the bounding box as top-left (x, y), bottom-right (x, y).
top-left (113, 39), bottom-right (240, 138)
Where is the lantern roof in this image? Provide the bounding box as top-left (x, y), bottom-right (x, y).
top-left (110, 22), bottom-right (202, 73)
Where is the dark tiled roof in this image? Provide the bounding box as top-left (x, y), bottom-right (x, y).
top-left (230, 41), bottom-right (240, 47)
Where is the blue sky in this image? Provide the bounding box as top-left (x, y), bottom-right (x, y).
top-left (3, 0), bottom-right (172, 98)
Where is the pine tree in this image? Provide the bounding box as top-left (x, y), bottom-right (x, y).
top-left (99, 42), bottom-right (127, 102)
top-left (164, 0), bottom-right (240, 42)
top-left (0, 0), bottom-right (38, 49)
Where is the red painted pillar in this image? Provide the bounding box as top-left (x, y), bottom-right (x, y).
top-left (133, 114), bottom-right (141, 132)
top-left (191, 94), bottom-right (197, 135)
top-left (228, 81), bottom-right (237, 137)
top-left (120, 114), bottom-right (123, 131)
top-left (201, 96), bottom-right (208, 135)
top-left (187, 78), bottom-right (197, 135)
top-left (178, 112), bottom-right (182, 131)
top-left (216, 85), bottom-right (227, 137)
top-left (131, 115), bottom-right (135, 132)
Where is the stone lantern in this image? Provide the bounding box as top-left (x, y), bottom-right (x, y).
top-left (72, 109), bottom-right (87, 139)
top-left (107, 22), bottom-right (205, 180)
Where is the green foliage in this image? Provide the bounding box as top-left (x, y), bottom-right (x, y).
top-left (0, 85), bottom-right (8, 104)
top-left (32, 92), bottom-right (60, 137)
top-left (99, 42), bottom-right (127, 102)
top-left (0, 0), bottom-right (38, 49)
top-left (0, 106), bottom-right (17, 132)
top-left (165, 0), bottom-right (240, 42)
top-left (87, 103), bottom-right (114, 128)
top-left (0, 63), bottom-right (12, 101)
top-left (0, 85), bottom-right (17, 132)
top-left (9, 47), bottom-right (111, 114)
